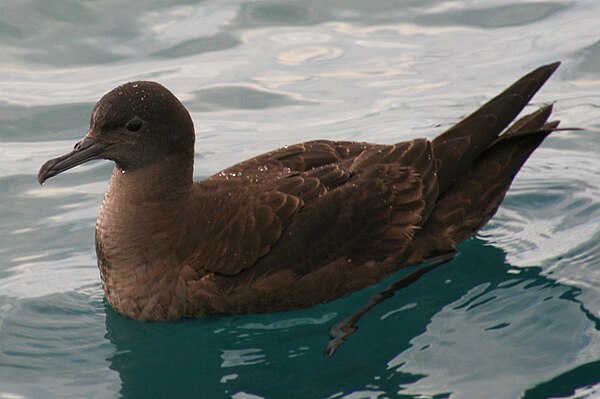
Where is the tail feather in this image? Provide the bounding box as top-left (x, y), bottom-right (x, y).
top-left (407, 105), bottom-right (558, 262)
top-left (437, 108), bottom-right (557, 243)
top-left (432, 62), bottom-right (560, 194)
top-left (496, 104), bottom-right (555, 140)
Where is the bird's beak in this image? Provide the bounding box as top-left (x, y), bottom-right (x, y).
top-left (38, 136), bottom-right (110, 184)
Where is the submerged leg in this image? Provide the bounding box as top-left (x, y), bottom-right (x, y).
top-left (325, 251), bottom-right (456, 357)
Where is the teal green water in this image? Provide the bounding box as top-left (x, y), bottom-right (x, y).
top-left (2, 1), bottom-right (600, 398)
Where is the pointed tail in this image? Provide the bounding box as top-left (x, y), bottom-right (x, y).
top-left (432, 62), bottom-right (560, 194)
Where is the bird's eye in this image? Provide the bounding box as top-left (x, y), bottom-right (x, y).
top-left (126, 119), bottom-right (143, 132)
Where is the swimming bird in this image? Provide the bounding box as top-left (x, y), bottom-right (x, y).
top-left (38, 62), bottom-right (561, 321)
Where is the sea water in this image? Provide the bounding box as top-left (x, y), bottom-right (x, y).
top-left (1, 1), bottom-right (600, 398)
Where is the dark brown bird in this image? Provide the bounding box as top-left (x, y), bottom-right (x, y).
top-left (38, 62), bottom-right (561, 321)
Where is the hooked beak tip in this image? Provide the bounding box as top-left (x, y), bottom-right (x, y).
top-left (37, 159), bottom-right (56, 185)
top-left (37, 137), bottom-right (109, 185)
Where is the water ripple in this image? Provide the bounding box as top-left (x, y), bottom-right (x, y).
top-left (1, 1), bottom-right (600, 398)
top-left (483, 148), bottom-right (600, 315)
top-left (0, 290), bottom-right (117, 399)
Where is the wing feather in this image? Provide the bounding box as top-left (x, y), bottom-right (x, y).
top-left (193, 138), bottom-right (438, 278)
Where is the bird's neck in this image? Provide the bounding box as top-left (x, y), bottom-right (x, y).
top-left (109, 154), bottom-right (194, 202)
top-left (98, 153), bottom-right (196, 246)
top-left (95, 155), bottom-right (197, 320)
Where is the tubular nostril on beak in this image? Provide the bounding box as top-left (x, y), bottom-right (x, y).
top-left (73, 141), bottom-right (83, 151)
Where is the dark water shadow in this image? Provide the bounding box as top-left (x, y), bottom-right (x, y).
top-left (103, 238), bottom-right (599, 398)
top-left (523, 359), bottom-right (600, 399)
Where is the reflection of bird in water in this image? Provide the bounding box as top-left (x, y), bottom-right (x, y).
top-left (38, 63), bottom-right (562, 340)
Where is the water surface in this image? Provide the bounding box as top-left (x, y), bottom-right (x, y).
top-left (1, 1), bottom-right (600, 398)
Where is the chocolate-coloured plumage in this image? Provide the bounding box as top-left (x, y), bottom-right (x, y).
top-left (38, 63), bottom-right (561, 321)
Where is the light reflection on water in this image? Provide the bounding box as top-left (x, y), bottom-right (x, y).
top-left (1, 1), bottom-right (600, 398)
